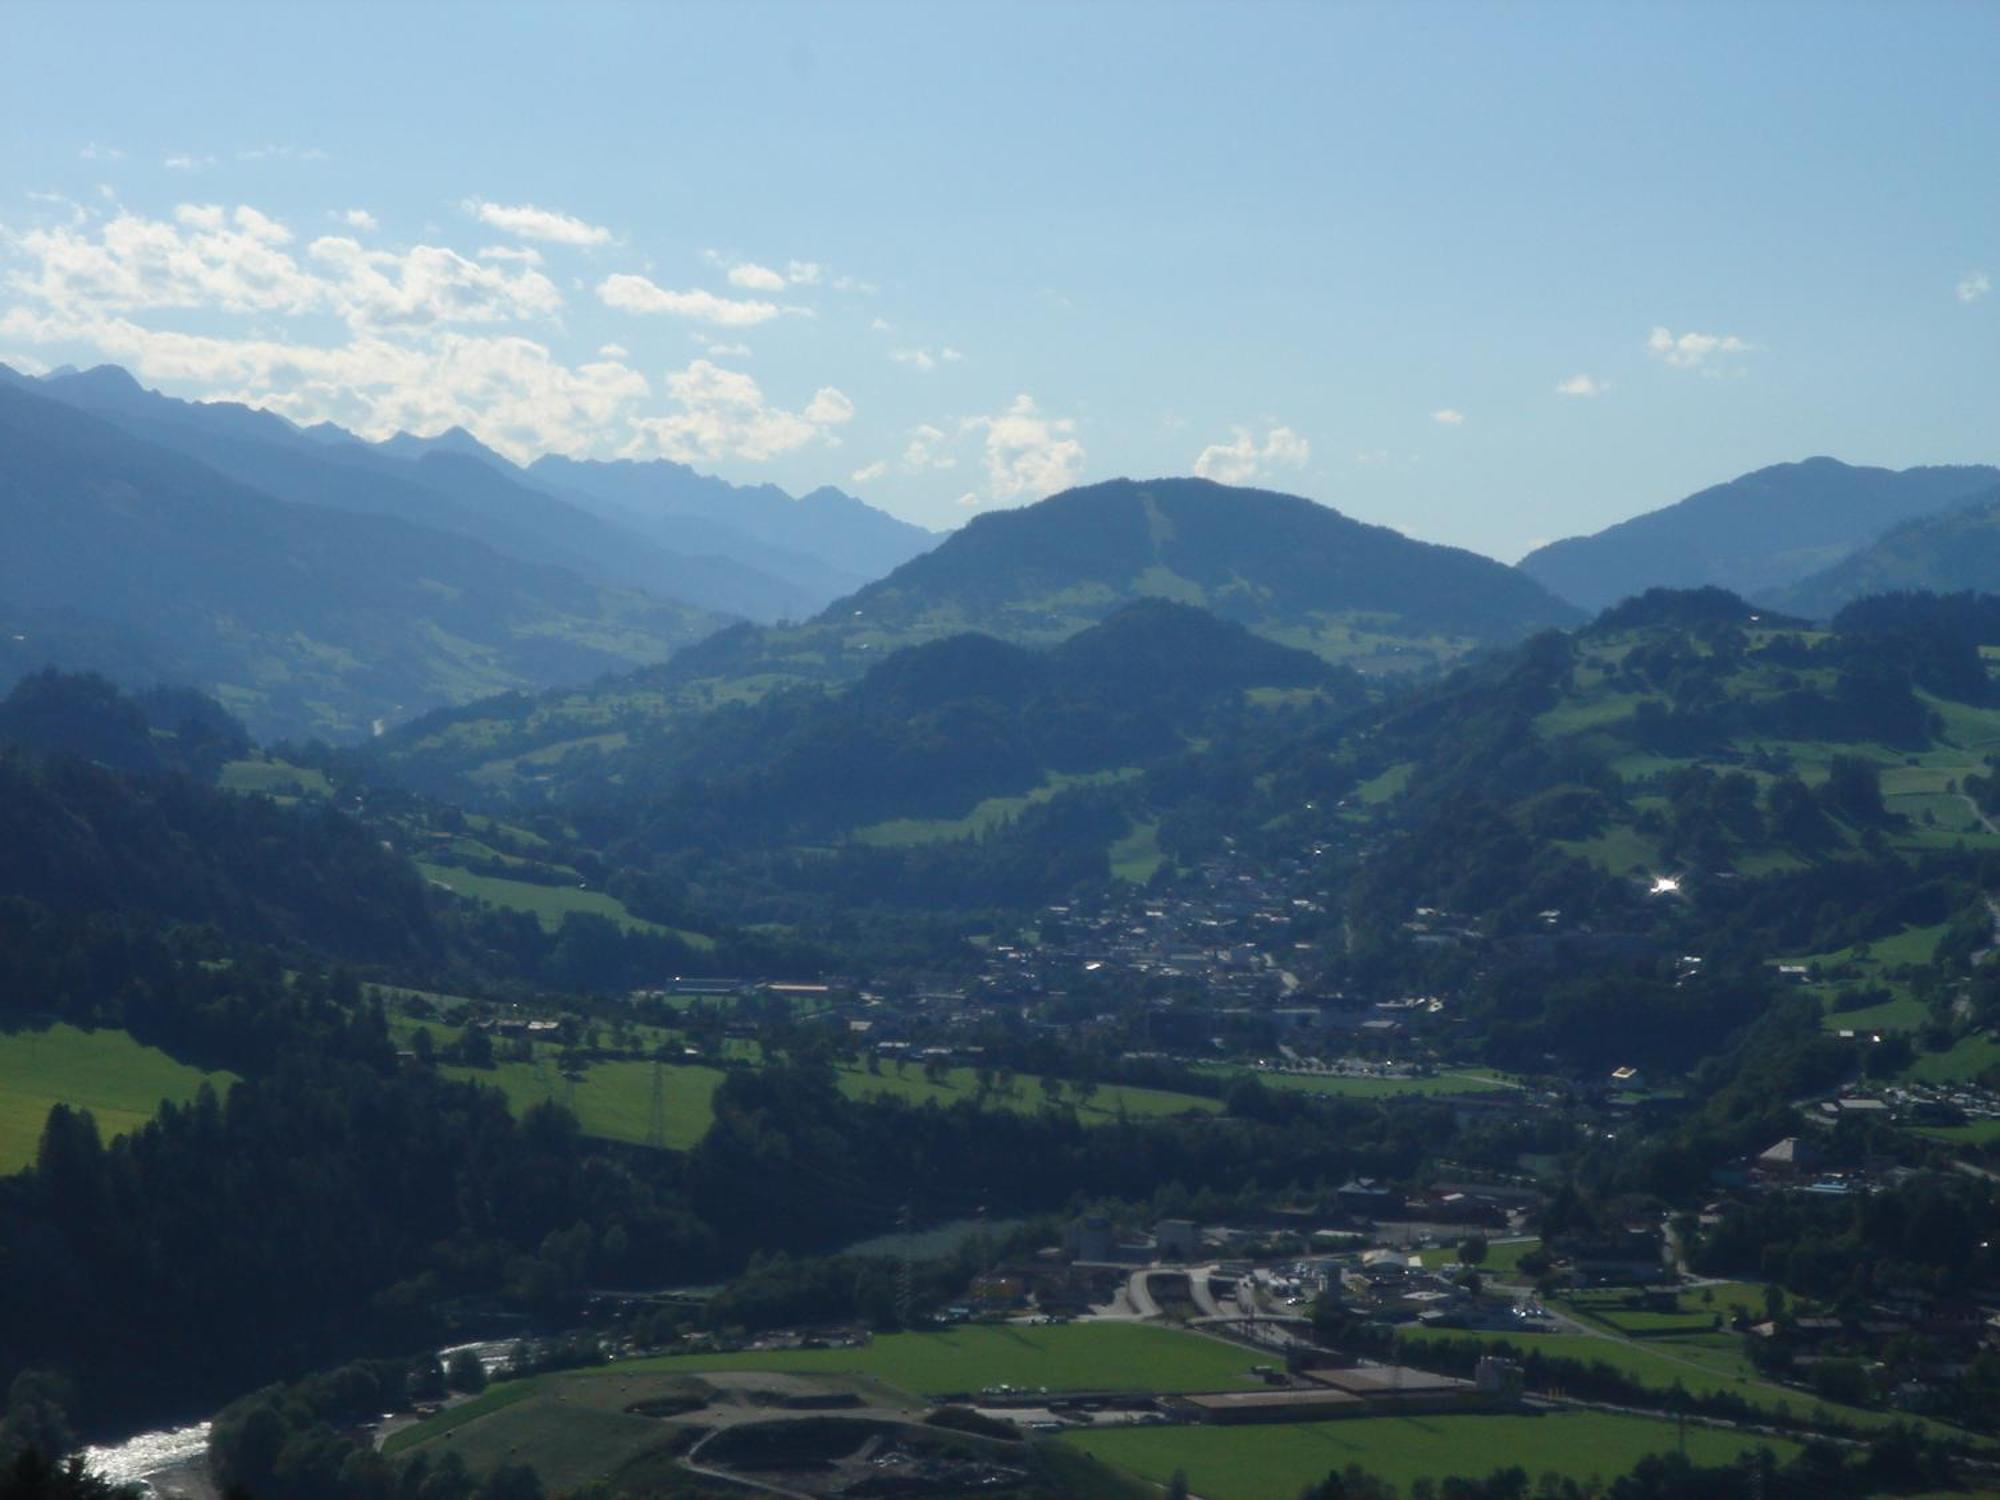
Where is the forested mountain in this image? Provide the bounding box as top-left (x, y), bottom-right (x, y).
top-left (837, 476), bottom-right (1578, 660)
top-left (22, 366), bottom-right (843, 621)
top-left (0, 678), bottom-right (437, 961)
top-left (0, 379), bottom-right (720, 741)
top-left (358, 478), bottom-right (1572, 812)
top-left (1778, 489), bottom-right (2000, 617)
top-left (1517, 458), bottom-right (2000, 612)
top-left (374, 598), bottom-right (1353, 827)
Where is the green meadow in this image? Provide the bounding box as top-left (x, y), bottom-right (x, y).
top-left (0, 1025), bottom-right (236, 1172)
top-left (1066, 1409), bottom-right (1796, 1499)
top-left (415, 862), bottom-right (713, 948)
top-left (443, 1057), bottom-right (725, 1151)
top-left (833, 1063), bottom-right (1219, 1122)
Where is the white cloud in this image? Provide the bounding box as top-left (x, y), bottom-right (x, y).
top-left (25, 190), bottom-right (94, 225)
top-left (974, 394), bottom-right (1084, 501)
top-left (163, 154), bottom-right (217, 172)
top-left (10, 205), bottom-right (320, 316)
top-left (786, 260), bottom-right (823, 286)
top-left (902, 423), bottom-right (956, 471)
top-left (8, 204), bottom-right (565, 333)
top-left (340, 209), bottom-right (379, 232)
top-left (831, 273), bottom-right (875, 294)
top-left (0, 305), bottom-right (648, 462)
top-left (598, 343), bottom-right (629, 359)
top-left (869, 317), bottom-right (892, 333)
top-left (955, 491), bottom-right (982, 509)
top-left (596, 273), bottom-right (779, 326)
top-left (622, 359), bottom-right (853, 463)
top-left (804, 387), bottom-right (854, 425)
top-left (1646, 325), bottom-right (1753, 372)
top-left (727, 261), bottom-right (787, 291)
top-left (467, 199), bottom-right (612, 246)
top-left (889, 345), bottom-right (967, 373)
top-left (1193, 424), bottom-right (1310, 484)
top-left (237, 145), bottom-right (328, 163)
top-left (79, 143), bottom-right (124, 162)
top-left (475, 244), bottom-right (544, 265)
top-left (695, 337), bottom-right (752, 358)
top-left (1554, 373), bottom-right (1606, 398)
top-left (1353, 449), bottom-right (1391, 467)
top-left (308, 236), bottom-right (563, 328)
top-left (1958, 271), bottom-right (1991, 304)
top-left (1431, 408), bottom-right (1466, 426)
top-left (850, 460), bottom-right (888, 483)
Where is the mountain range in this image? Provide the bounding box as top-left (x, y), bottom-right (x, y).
top-left (7, 364), bottom-right (935, 622)
top-left (0, 376), bottom-right (722, 740)
top-left (0, 363), bottom-right (940, 740)
top-left (1517, 457), bottom-right (2000, 613)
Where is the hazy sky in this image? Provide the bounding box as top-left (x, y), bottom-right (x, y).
top-left (3, 0), bottom-right (1996, 558)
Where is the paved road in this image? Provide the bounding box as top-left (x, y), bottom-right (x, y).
top-left (1125, 1269), bottom-right (1161, 1319)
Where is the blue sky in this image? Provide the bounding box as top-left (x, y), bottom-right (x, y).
top-left (3, 0), bottom-right (1996, 559)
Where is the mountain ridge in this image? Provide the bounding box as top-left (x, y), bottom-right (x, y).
top-left (0, 378), bottom-right (720, 741)
top-left (1518, 457), bottom-right (2000, 612)
top-left (1777, 486), bottom-right (2000, 617)
top-left (9, 362), bottom-right (931, 622)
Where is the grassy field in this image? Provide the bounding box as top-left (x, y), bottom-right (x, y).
top-left (1110, 820), bottom-right (1165, 884)
top-left (1222, 1068), bottom-right (1518, 1099)
top-left (1351, 762), bottom-right (1415, 806)
top-left (389, 1323), bottom-right (1268, 1461)
top-left (850, 769), bottom-right (1139, 847)
top-left (834, 1064), bottom-right (1219, 1122)
top-left (607, 1322), bottom-right (1266, 1395)
top-left (217, 756), bottom-right (333, 798)
top-left (1417, 1238), bottom-right (1542, 1274)
top-left (1066, 1409), bottom-right (1796, 1499)
top-left (1395, 1326), bottom-right (1958, 1437)
top-left (1914, 1118), bottom-right (2000, 1147)
top-left (1904, 1031), bottom-right (2000, 1084)
top-left (443, 1058), bottom-right (725, 1150)
top-left (415, 863), bottom-right (712, 948)
top-left (0, 1025), bottom-right (236, 1172)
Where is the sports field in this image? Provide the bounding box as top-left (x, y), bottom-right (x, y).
top-left (0, 1025), bottom-right (236, 1172)
top-left (1066, 1409), bottom-right (1797, 1498)
top-left (388, 1322), bottom-right (1267, 1459)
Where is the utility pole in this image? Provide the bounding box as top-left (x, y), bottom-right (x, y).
top-left (646, 1056), bottom-right (667, 1149)
top-left (896, 1201), bottom-right (915, 1327)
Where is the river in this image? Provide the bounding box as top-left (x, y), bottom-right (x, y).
top-left (79, 1422), bottom-right (214, 1500)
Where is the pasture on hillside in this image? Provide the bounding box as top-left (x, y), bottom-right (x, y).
top-left (0, 1025), bottom-right (236, 1172)
top-left (442, 1057), bottom-right (725, 1151)
top-left (415, 862), bottom-right (712, 947)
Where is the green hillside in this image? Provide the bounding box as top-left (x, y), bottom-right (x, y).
top-left (0, 1025), bottom-right (236, 1172)
top-left (1781, 497), bottom-right (2000, 617)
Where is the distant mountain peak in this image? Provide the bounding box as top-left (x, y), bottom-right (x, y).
top-left (376, 425), bottom-right (511, 467)
top-left (49, 363), bottom-right (147, 401)
top-left (829, 474), bottom-right (1578, 665)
